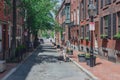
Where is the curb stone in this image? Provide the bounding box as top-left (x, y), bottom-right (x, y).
top-left (69, 58), bottom-right (99, 80)
top-left (1, 46), bottom-right (40, 80)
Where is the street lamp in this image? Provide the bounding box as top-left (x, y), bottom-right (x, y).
top-left (88, 0), bottom-right (96, 67)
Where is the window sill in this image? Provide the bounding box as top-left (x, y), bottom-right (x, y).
top-left (103, 6), bottom-right (109, 10)
top-left (116, 1), bottom-right (120, 5)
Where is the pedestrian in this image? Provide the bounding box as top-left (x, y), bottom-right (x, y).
top-left (62, 47), bottom-right (67, 62)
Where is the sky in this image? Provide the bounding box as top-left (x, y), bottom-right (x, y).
top-left (58, 0), bottom-right (63, 5)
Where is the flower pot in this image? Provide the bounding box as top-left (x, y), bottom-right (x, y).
top-left (68, 50), bottom-right (73, 55)
top-left (86, 56), bottom-right (96, 67)
top-left (78, 54), bottom-right (86, 62)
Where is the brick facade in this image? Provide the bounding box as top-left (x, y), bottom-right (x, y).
top-left (0, 0), bottom-right (24, 60)
top-left (56, 0), bottom-right (120, 62)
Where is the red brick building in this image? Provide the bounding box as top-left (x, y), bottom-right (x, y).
top-left (56, 0), bottom-right (120, 62)
top-left (0, 0), bottom-right (24, 60)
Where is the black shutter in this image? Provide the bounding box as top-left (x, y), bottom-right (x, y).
top-left (101, 0), bottom-right (103, 8)
top-left (113, 13), bottom-right (117, 36)
top-left (96, 0), bottom-right (99, 14)
top-left (79, 3), bottom-right (81, 21)
top-left (85, 0), bottom-right (86, 19)
top-left (100, 17), bottom-right (103, 34)
top-left (83, 0), bottom-right (86, 19)
top-left (83, 26), bottom-right (84, 39)
top-left (108, 14), bottom-right (111, 39)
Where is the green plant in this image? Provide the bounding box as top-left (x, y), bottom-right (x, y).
top-left (15, 45), bottom-right (26, 53)
top-left (85, 37), bottom-right (89, 41)
top-left (78, 54), bottom-right (85, 57)
top-left (80, 36), bottom-right (84, 40)
top-left (100, 34), bottom-right (108, 39)
top-left (66, 48), bottom-right (70, 53)
top-left (114, 32), bottom-right (120, 39)
top-left (85, 53), bottom-right (90, 58)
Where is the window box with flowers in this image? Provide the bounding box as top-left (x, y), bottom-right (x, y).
top-left (100, 34), bottom-right (108, 39)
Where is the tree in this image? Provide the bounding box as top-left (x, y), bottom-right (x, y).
top-left (6, 0), bottom-right (60, 58)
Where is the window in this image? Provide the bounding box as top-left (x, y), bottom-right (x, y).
top-left (95, 0), bottom-right (99, 15)
top-left (86, 0), bottom-right (89, 19)
top-left (77, 8), bottom-right (80, 25)
top-left (118, 12), bottom-right (120, 32)
top-left (86, 24), bottom-right (89, 37)
top-left (74, 10), bottom-right (76, 24)
top-left (81, 1), bottom-right (84, 20)
top-left (101, 0), bottom-right (103, 8)
top-left (4, 1), bottom-right (7, 16)
top-left (83, 0), bottom-right (86, 19)
top-left (104, 16), bottom-right (109, 35)
top-left (81, 26), bottom-right (84, 39)
top-left (65, 5), bottom-right (70, 20)
top-left (113, 13), bottom-right (116, 36)
top-left (105, 0), bottom-right (111, 5)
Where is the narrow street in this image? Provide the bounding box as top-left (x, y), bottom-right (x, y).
top-left (5, 43), bottom-right (92, 80)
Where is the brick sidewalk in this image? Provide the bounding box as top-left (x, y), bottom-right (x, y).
top-left (68, 50), bottom-right (120, 80)
top-left (0, 51), bottom-right (34, 80)
top-left (0, 63), bottom-right (17, 79)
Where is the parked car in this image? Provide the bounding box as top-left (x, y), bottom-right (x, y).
top-left (39, 39), bottom-right (44, 44)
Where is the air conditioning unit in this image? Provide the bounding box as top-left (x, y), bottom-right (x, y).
top-left (0, 60), bottom-right (6, 72)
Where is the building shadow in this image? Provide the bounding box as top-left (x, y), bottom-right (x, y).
top-left (5, 45), bottom-right (65, 80)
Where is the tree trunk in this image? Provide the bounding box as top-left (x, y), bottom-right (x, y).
top-left (11, 0), bottom-right (17, 59)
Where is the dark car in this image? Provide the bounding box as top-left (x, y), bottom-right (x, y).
top-left (39, 39), bottom-right (44, 44)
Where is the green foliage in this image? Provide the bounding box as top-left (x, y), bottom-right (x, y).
top-left (20, 0), bottom-right (59, 34)
top-left (85, 37), bottom-right (89, 40)
top-left (85, 53), bottom-right (90, 58)
top-left (78, 54), bottom-right (85, 57)
top-left (114, 32), bottom-right (120, 39)
top-left (15, 45), bottom-right (26, 53)
top-left (80, 36), bottom-right (84, 40)
top-left (100, 34), bottom-right (108, 39)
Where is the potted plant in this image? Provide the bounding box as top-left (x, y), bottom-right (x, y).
top-left (113, 32), bottom-right (120, 39)
top-left (85, 53), bottom-right (96, 67)
top-left (100, 34), bottom-right (108, 39)
top-left (66, 48), bottom-right (73, 55)
top-left (85, 53), bottom-right (90, 65)
top-left (78, 54), bottom-right (86, 62)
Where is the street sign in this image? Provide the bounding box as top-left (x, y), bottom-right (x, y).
top-left (89, 22), bottom-right (95, 31)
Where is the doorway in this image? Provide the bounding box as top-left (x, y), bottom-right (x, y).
top-left (0, 24), bottom-right (2, 53)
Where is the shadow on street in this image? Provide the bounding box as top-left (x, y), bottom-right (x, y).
top-left (5, 45), bottom-right (64, 80)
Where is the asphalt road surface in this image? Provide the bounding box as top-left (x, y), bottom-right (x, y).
top-left (5, 43), bottom-right (92, 80)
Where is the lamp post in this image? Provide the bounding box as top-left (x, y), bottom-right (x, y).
top-left (88, 0), bottom-right (96, 67)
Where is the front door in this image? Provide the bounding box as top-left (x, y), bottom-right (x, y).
top-left (0, 24), bottom-right (2, 52)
